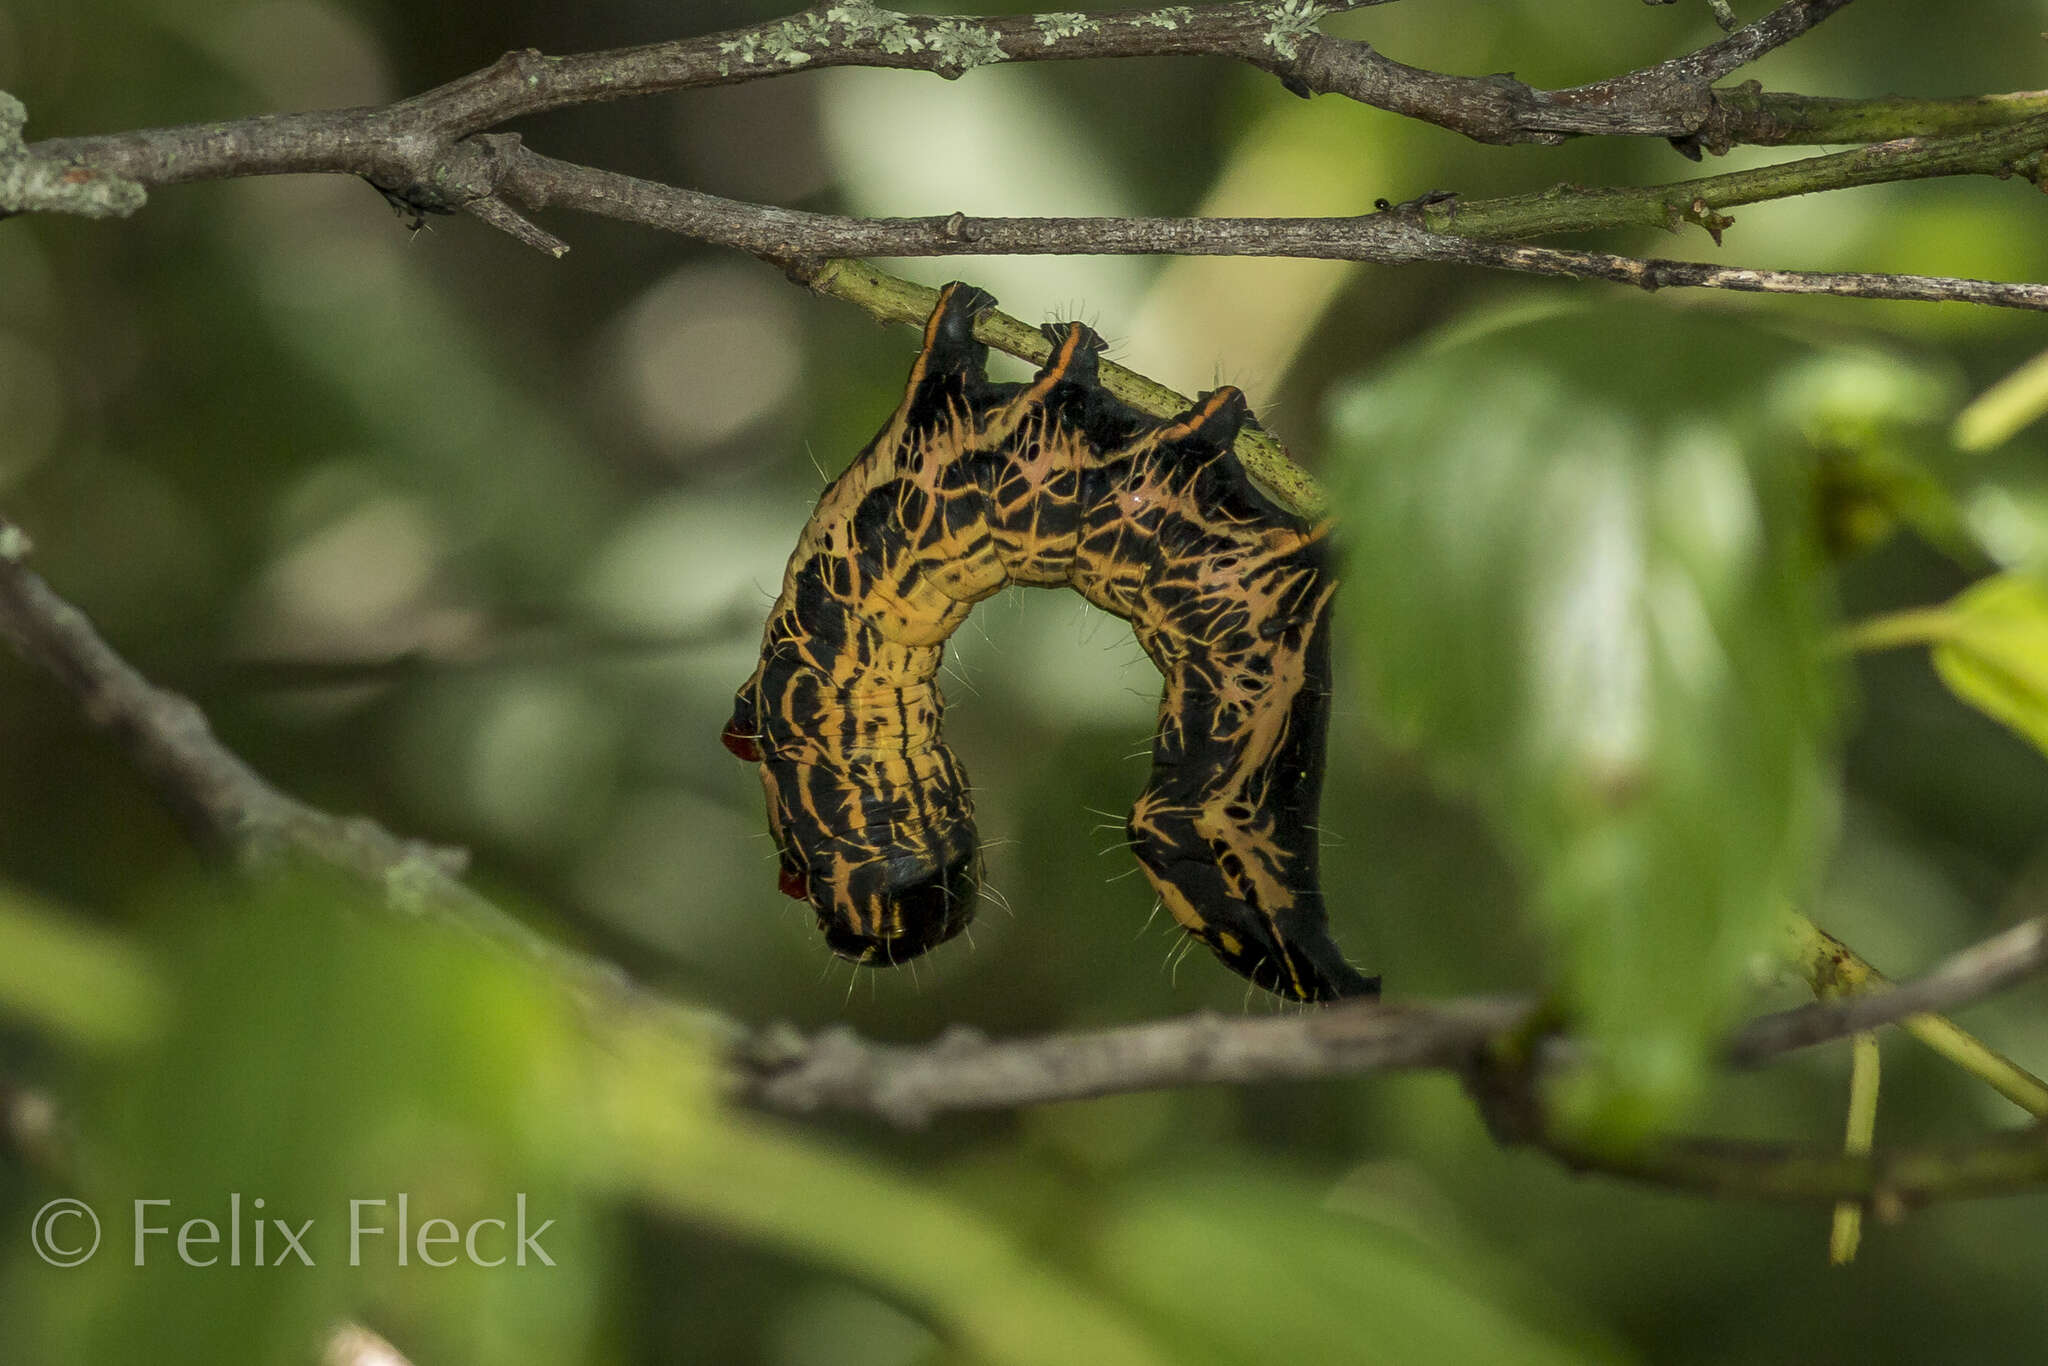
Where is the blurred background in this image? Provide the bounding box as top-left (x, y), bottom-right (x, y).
top-left (5, 0), bottom-right (2048, 1361)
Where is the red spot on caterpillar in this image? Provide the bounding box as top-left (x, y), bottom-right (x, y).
top-left (720, 721), bottom-right (762, 762)
top-left (777, 866), bottom-right (809, 901)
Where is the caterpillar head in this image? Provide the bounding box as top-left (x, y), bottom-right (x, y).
top-left (813, 840), bottom-right (980, 965)
top-left (723, 703), bottom-right (979, 966)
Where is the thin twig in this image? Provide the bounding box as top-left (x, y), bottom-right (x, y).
top-left (0, 512), bottom-right (621, 990)
top-left (1534, 1123), bottom-right (2048, 1206)
top-left (1776, 910), bottom-right (2048, 1116)
top-left (13, 0), bottom-right (1887, 188)
top-left (1733, 916), bottom-right (2048, 1065)
top-left (7, 5), bottom-right (2041, 312)
top-left (492, 144), bottom-right (2048, 311)
top-left (740, 999), bottom-right (1536, 1125)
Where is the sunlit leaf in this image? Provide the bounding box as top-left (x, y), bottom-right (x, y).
top-left (1928, 572), bottom-right (2048, 757)
top-left (1327, 303), bottom-right (1842, 1138)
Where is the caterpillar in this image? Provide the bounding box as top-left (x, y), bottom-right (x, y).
top-left (723, 283), bottom-right (1377, 1003)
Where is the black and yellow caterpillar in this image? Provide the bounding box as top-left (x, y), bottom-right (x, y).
top-left (723, 284), bottom-right (1376, 1002)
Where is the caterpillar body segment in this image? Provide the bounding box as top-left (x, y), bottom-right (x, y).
top-left (726, 283), bottom-right (1377, 1001)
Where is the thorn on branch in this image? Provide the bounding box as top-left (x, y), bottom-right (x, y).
top-left (465, 195), bottom-right (571, 257)
top-left (1374, 188), bottom-right (1460, 216)
top-left (1687, 195), bottom-right (1736, 244)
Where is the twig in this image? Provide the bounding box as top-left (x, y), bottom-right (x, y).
top-left (733, 905), bottom-right (2048, 1124)
top-left (1602, 0), bottom-right (1852, 95)
top-left (1777, 910), bottom-right (2048, 1116)
top-left (740, 999), bottom-right (1535, 1125)
top-left (12, 0), bottom-right (1892, 188)
top-left (0, 91), bottom-right (144, 219)
top-left (0, 511), bottom-right (622, 992)
top-left (491, 145), bottom-right (2048, 311)
top-left (1732, 916), bottom-right (2048, 1068)
top-left (1534, 1123), bottom-right (2048, 1206)
top-left (1426, 116), bottom-right (2048, 241)
top-left (7, 5), bottom-right (2042, 313)
top-left (462, 195), bottom-right (569, 257)
top-left (1712, 88), bottom-right (2048, 148)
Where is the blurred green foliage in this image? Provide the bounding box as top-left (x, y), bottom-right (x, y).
top-left (1328, 305), bottom-right (1845, 1135)
top-left (6, 0), bottom-right (2048, 1362)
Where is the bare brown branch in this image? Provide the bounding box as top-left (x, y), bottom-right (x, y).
top-left (741, 999), bottom-right (1536, 1125)
top-left (6, 3), bottom-right (2038, 312)
top-left (0, 511), bottom-right (607, 982)
top-left (0, 0), bottom-right (1954, 206)
top-left (491, 145), bottom-right (2048, 312)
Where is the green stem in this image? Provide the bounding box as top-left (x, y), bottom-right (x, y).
top-left (791, 258), bottom-right (1331, 518)
top-left (1430, 114), bottom-right (2048, 242)
top-left (1736, 88), bottom-right (2048, 146)
top-left (1828, 1029), bottom-right (1881, 1262)
top-left (1551, 1124), bottom-right (2048, 1204)
top-left (1781, 909), bottom-right (2048, 1117)
top-left (1832, 607), bottom-right (1960, 655)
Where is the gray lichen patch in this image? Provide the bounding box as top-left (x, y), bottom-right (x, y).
top-left (0, 90), bottom-right (148, 219)
top-left (1261, 0), bottom-right (1332, 60)
top-left (762, 13), bottom-right (835, 65)
top-left (1134, 7), bottom-right (1194, 30)
top-left (827, 1), bottom-right (925, 54)
top-left (925, 20), bottom-right (1008, 74)
top-left (714, 34), bottom-right (763, 75)
top-left (1033, 12), bottom-right (1094, 45)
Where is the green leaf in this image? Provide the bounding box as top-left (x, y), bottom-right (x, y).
top-left (1927, 572), bottom-right (2048, 756)
top-left (1327, 303), bottom-right (1842, 1138)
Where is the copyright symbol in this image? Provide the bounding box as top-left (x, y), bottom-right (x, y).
top-left (31, 1198), bottom-right (100, 1267)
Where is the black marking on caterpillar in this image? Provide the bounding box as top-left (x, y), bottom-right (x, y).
top-left (724, 283), bottom-right (1377, 1003)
